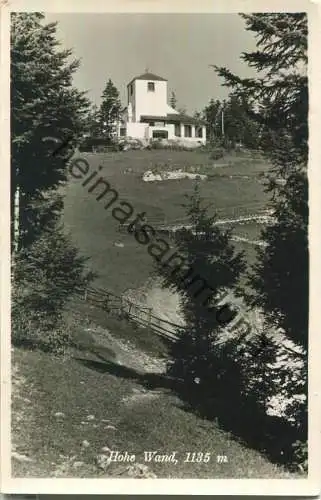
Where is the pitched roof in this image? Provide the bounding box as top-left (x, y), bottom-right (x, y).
top-left (128, 72), bottom-right (167, 85)
top-left (167, 113), bottom-right (206, 125)
top-left (140, 113), bottom-right (206, 125)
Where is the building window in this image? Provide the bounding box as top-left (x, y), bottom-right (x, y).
top-left (184, 124), bottom-right (192, 138)
top-left (175, 124), bottom-right (181, 137)
top-left (147, 82), bottom-right (155, 92)
top-left (196, 126), bottom-right (203, 138)
top-left (153, 130), bottom-right (168, 139)
top-left (120, 127), bottom-right (126, 137)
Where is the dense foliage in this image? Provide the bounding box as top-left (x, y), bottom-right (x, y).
top-left (156, 13), bottom-right (308, 471)
top-left (11, 13), bottom-right (94, 352)
top-left (202, 96), bottom-right (260, 148)
top-left (85, 104), bottom-right (102, 138)
top-left (157, 184), bottom-right (245, 384)
top-left (99, 79), bottom-right (122, 139)
top-left (12, 227), bottom-right (94, 352)
top-left (11, 13), bottom-right (89, 250)
top-left (170, 91), bottom-right (177, 109)
top-left (214, 13), bottom-right (309, 350)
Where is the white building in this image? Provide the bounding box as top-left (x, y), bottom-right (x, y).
top-left (119, 72), bottom-right (206, 145)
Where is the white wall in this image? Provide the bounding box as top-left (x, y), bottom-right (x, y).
top-left (127, 80), bottom-right (136, 121)
top-left (127, 78), bottom-right (179, 122)
top-left (123, 78), bottom-right (207, 144)
top-left (134, 79), bottom-right (169, 121)
top-left (123, 122), bottom-right (206, 144)
top-left (126, 122), bottom-right (149, 139)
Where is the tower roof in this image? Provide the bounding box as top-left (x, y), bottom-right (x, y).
top-left (128, 72), bottom-right (167, 86)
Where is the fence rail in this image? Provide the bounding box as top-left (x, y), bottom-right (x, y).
top-left (75, 285), bottom-right (180, 341)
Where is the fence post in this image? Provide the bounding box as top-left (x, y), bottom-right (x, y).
top-left (84, 287), bottom-right (88, 301)
top-left (120, 295), bottom-right (125, 318)
top-left (103, 293), bottom-right (110, 312)
top-left (148, 308), bottom-right (152, 327)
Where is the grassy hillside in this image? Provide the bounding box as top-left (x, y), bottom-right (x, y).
top-left (62, 149), bottom-right (270, 294)
top-left (12, 310), bottom-right (295, 479)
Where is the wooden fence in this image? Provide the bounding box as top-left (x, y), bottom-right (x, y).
top-left (75, 285), bottom-right (252, 346)
top-left (75, 285), bottom-right (179, 341)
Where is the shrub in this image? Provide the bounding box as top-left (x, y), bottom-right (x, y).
top-left (149, 139), bottom-right (202, 151)
top-left (238, 331), bottom-right (278, 411)
top-left (166, 303), bottom-right (307, 469)
top-left (12, 309), bottom-right (72, 356)
top-left (11, 310), bottom-right (41, 348)
top-left (78, 136), bottom-right (120, 152)
top-left (12, 224), bottom-right (95, 352)
top-left (222, 330), bottom-right (307, 467)
top-left (118, 137), bottom-right (147, 150)
top-left (291, 440), bottom-right (308, 473)
top-left (45, 321), bottom-right (73, 355)
top-left (149, 139), bottom-right (165, 150)
top-left (158, 185), bottom-right (246, 406)
top-left (209, 147), bottom-right (225, 160)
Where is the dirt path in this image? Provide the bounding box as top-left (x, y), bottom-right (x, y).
top-left (11, 325), bottom-right (168, 478)
top-left (11, 319), bottom-right (295, 480)
top-left (11, 340), bottom-right (164, 478)
top-left (86, 323), bottom-right (167, 374)
top-left (123, 279), bottom-right (184, 326)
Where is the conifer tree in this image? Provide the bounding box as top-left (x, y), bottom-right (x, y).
top-left (214, 13), bottom-right (308, 350)
top-left (11, 13), bottom-right (89, 251)
top-left (99, 79), bottom-right (122, 139)
top-left (223, 95), bottom-right (260, 149)
top-left (11, 14), bottom-right (94, 350)
top-left (203, 99), bottom-right (223, 142)
top-left (156, 184), bottom-right (245, 389)
top-left (87, 104), bottom-right (102, 137)
top-left (170, 91), bottom-right (177, 109)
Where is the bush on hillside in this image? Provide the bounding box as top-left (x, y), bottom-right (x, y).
top-left (118, 137), bottom-right (147, 150)
top-left (231, 333), bottom-right (306, 466)
top-left (79, 136), bottom-right (121, 152)
top-left (12, 225), bottom-right (95, 353)
top-left (291, 440), bottom-right (308, 473)
top-left (149, 138), bottom-right (203, 151)
top-left (11, 13), bottom-right (90, 251)
top-left (169, 332), bottom-right (245, 411)
top-left (12, 310), bottom-right (73, 355)
top-left (156, 183), bottom-right (247, 412)
top-left (154, 182), bottom-right (307, 469)
top-left (166, 305), bottom-right (307, 469)
top-left (209, 147), bottom-right (225, 160)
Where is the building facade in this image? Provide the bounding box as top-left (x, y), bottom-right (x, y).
top-left (119, 72), bottom-right (206, 145)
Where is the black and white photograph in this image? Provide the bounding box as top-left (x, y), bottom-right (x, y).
top-left (1, 0), bottom-right (320, 495)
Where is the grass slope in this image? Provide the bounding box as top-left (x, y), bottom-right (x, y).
top-left (12, 321), bottom-right (293, 479)
top-left (11, 150), bottom-right (298, 480)
top-left (62, 149), bottom-right (270, 294)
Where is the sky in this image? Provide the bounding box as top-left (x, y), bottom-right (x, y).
top-left (45, 13), bottom-right (258, 114)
